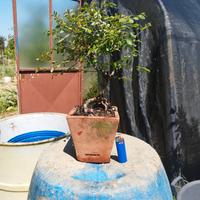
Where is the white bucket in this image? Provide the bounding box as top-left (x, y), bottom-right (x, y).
top-left (0, 113), bottom-right (69, 200)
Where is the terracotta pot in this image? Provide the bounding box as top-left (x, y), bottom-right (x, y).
top-left (67, 107), bottom-right (119, 163)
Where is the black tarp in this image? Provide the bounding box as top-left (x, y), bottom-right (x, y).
top-left (104, 0), bottom-right (200, 181)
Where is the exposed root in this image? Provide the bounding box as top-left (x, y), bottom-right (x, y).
top-left (73, 97), bottom-right (117, 117)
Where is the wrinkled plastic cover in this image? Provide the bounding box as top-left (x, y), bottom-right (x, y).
top-left (97, 0), bottom-right (200, 180)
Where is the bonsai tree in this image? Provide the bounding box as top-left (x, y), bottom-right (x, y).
top-left (48, 1), bottom-right (151, 163)
top-left (51, 1), bottom-right (151, 115)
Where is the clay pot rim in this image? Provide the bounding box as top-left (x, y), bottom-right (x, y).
top-left (67, 106), bottom-right (119, 119)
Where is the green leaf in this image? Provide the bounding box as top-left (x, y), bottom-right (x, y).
top-left (136, 66), bottom-right (151, 73)
top-left (138, 14), bottom-right (146, 20)
top-left (126, 39), bottom-right (133, 46)
top-left (119, 18), bottom-right (128, 23)
top-left (132, 23), bottom-right (139, 28)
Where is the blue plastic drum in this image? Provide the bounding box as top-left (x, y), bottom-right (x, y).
top-left (28, 134), bottom-right (172, 200)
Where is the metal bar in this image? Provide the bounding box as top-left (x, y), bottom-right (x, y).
top-left (49, 0), bottom-right (53, 66)
top-left (78, 63), bottom-right (83, 105)
top-left (80, 0), bottom-right (84, 7)
top-left (12, 0), bottom-right (21, 113)
top-left (12, 0), bottom-right (20, 71)
top-left (77, 0), bottom-right (83, 107)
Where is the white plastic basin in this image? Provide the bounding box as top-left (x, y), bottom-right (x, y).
top-left (0, 112), bottom-right (69, 200)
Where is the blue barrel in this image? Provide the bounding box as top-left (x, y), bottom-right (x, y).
top-left (28, 134), bottom-right (172, 200)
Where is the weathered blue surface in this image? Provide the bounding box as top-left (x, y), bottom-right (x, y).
top-left (73, 165), bottom-right (125, 182)
top-left (28, 135), bottom-right (173, 200)
top-left (29, 165), bottom-right (172, 200)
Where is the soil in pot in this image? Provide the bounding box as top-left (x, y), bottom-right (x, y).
top-left (72, 96), bottom-right (117, 117)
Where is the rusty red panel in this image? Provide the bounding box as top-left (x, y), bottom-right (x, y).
top-left (19, 71), bottom-right (83, 114)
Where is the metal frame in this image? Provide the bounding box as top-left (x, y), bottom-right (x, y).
top-left (11, 0), bottom-right (83, 113)
top-left (12, 0), bottom-right (21, 111)
top-left (80, 0), bottom-right (84, 7)
top-left (12, 0), bottom-right (83, 71)
top-left (49, 0), bottom-right (54, 65)
top-left (12, 0), bottom-right (62, 70)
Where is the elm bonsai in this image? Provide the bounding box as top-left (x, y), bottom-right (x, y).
top-left (52, 1), bottom-right (151, 115)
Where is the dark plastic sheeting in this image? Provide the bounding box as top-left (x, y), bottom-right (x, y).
top-left (96, 0), bottom-right (200, 180)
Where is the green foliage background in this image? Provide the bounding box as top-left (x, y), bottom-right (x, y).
top-left (52, 2), bottom-right (151, 79)
top-left (0, 88), bottom-right (17, 113)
